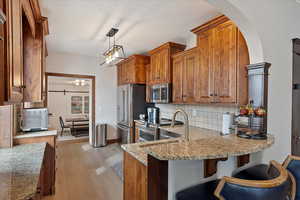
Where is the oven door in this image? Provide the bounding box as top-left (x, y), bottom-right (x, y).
top-left (151, 85), bottom-right (161, 103)
top-left (117, 123), bottom-right (131, 144)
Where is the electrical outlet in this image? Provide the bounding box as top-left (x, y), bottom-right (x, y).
top-left (192, 109), bottom-right (197, 117)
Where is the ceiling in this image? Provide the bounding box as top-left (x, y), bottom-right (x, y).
top-left (40, 0), bottom-right (219, 59)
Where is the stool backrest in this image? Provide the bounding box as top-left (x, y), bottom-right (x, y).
top-left (215, 160), bottom-right (294, 200)
top-left (284, 155), bottom-right (300, 200)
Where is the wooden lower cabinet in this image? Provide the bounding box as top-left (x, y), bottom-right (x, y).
top-left (124, 151), bottom-right (147, 200)
top-left (14, 135), bottom-right (57, 196)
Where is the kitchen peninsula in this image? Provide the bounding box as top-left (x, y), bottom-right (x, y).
top-left (0, 143), bottom-right (47, 200)
top-left (121, 125), bottom-right (274, 200)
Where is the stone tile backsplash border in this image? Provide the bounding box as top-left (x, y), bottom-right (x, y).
top-left (156, 104), bottom-right (239, 132)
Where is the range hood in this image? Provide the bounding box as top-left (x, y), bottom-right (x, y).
top-left (0, 9), bottom-right (6, 24)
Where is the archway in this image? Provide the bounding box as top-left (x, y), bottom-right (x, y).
top-left (205, 0), bottom-right (264, 64)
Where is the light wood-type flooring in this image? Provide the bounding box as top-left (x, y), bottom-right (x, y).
top-left (44, 142), bottom-right (123, 200)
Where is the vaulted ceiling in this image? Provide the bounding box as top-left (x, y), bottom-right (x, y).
top-left (40, 0), bottom-right (219, 58)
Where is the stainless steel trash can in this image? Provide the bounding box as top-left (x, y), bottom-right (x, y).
top-left (93, 124), bottom-right (107, 147)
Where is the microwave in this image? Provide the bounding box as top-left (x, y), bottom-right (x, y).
top-left (150, 83), bottom-right (171, 103)
top-left (21, 108), bottom-right (49, 132)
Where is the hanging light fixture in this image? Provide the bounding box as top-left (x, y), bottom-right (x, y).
top-left (100, 28), bottom-right (126, 66)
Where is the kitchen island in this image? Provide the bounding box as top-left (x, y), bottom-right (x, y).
top-left (121, 126), bottom-right (274, 200)
top-left (0, 143), bottom-right (47, 200)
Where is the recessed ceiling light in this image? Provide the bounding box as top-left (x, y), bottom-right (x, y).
top-left (296, 0), bottom-right (300, 4)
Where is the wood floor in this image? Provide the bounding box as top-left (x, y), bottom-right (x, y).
top-left (44, 142), bottom-right (123, 200)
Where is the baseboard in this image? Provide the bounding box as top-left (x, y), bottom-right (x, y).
top-left (57, 137), bottom-right (89, 145)
top-left (107, 138), bottom-right (121, 145)
top-left (57, 138), bottom-right (121, 145)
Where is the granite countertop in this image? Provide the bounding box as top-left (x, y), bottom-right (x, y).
top-left (14, 128), bottom-right (57, 139)
top-left (0, 143), bottom-right (46, 200)
top-left (121, 126), bottom-right (274, 166)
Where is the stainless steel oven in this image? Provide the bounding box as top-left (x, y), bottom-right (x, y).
top-left (150, 83), bottom-right (171, 103)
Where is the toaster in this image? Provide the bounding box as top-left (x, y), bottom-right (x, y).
top-left (21, 108), bottom-right (49, 132)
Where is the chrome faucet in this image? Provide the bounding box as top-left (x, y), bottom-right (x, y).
top-left (171, 109), bottom-right (190, 141)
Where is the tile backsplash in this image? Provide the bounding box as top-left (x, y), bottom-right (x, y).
top-left (156, 104), bottom-right (239, 132)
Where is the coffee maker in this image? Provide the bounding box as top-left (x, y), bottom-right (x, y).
top-left (147, 107), bottom-right (160, 124)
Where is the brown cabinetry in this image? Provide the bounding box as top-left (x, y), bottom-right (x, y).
top-left (0, 0), bottom-right (5, 106)
top-left (117, 55), bottom-right (150, 85)
top-left (2, 0), bottom-right (49, 103)
top-left (148, 42), bottom-right (186, 85)
top-left (191, 15), bottom-right (249, 105)
top-left (124, 151), bottom-right (147, 200)
top-left (172, 48), bottom-right (198, 103)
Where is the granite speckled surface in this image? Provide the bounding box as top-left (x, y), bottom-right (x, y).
top-left (15, 128), bottom-right (57, 139)
top-left (0, 143), bottom-right (46, 200)
top-left (121, 126), bottom-right (274, 166)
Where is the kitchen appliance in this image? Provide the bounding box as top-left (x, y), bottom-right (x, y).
top-left (292, 38), bottom-right (300, 156)
top-left (117, 84), bottom-right (153, 144)
top-left (149, 83), bottom-right (171, 103)
top-left (136, 118), bottom-right (183, 142)
top-left (21, 108), bottom-right (48, 132)
top-left (222, 112), bottom-right (234, 135)
top-left (147, 107), bottom-right (160, 124)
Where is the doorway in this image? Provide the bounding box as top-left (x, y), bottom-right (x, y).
top-left (45, 73), bottom-right (96, 142)
top-left (292, 38), bottom-right (300, 156)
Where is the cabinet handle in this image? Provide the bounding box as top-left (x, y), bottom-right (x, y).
top-left (210, 94), bottom-right (214, 96)
top-left (19, 85), bottom-right (26, 89)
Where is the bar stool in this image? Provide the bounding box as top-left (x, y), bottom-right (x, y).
top-left (176, 161), bottom-right (295, 200)
top-left (234, 155), bottom-right (300, 199)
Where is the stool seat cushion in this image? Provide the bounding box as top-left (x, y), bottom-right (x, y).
top-left (176, 180), bottom-right (220, 200)
top-left (233, 164), bottom-right (270, 180)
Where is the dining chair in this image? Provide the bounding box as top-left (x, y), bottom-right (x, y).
top-left (234, 155), bottom-right (300, 200)
top-left (176, 160), bottom-right (295, 200)
top-left (59, 116), bottom-right (70, 136)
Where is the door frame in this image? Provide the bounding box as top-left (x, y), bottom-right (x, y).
top-left (45, 72), bottom-right (96, 139)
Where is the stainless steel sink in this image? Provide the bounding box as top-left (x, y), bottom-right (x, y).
top-left (159, 130), bottom-right (182, 139)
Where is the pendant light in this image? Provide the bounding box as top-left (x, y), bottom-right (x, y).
top-left (100, 28), bottom-right (126, 66)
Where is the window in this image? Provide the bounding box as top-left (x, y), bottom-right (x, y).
top-left (71, 96), bottom-right (89, 114)
top-left (84, 96), bottom-right (89, 114)
top-left (71, 96), bottom-right (83, 114)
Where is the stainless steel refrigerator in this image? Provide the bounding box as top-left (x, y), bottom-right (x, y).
top-left (292, 38), bottom-right (300, 156)
top-left (117, 84), bottom-right (152, 144)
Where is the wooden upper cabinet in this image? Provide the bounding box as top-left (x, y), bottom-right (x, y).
top-left (148, 42), bottom-right (186, 85)
top-left (117, 55), bottom-right (150, 85)
top-left (172, 55), bottom-right (183, 103)
top-left (0, 0), bottom-right (5, 105)
top-left (4, 0), bottom-right (49, 103)
top-left (182, 49), bottom-right (198, 103)
top-left (195, 29), bottom-right (214, 103)
top-left (192, 15), bottom-right (249, 105)
top-left (172, 48), bottom-right (198, 103)
top-left (213, 21), bottom-right (237, 103)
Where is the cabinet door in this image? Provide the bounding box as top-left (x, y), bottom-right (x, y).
top-left (213, 21), bottom-right (237, 103)
top-left (150, 53), bottom-right (160, 84)
top-left (182, 50), bottom-right (197, 103)
top-left (0, 0), bottom-right (4, 105)
top-left (6, 0), bottom-right (24, 102)
top-left (159, 48), bottom-right (169, 83)
top-left (172, 56), bottom-right (183, 103)
top-left (117, 64), bottom-right (122, 85)
top-left (195, 30), bottom-right (214, 103)
top-left (126, 58), bottom-right (135, 83)
top-left (23, 23), bottom-right (43, 102)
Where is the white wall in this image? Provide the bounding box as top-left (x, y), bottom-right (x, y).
top-left (204, 0), bottom-right (300, 163)
top-left (48, 83), bottom-right (89, 130)
top-left (46, 52), bottom-right (118, 140)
